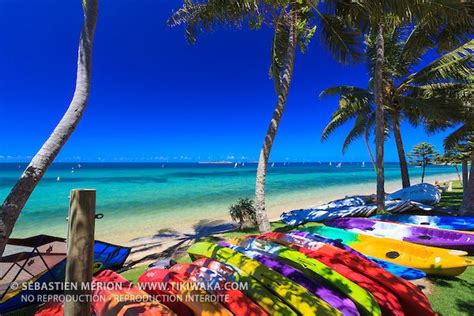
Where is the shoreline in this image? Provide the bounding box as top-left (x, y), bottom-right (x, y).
top-left (123, 173), bottom-right (457, 248)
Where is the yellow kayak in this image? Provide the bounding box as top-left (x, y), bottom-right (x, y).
top-left (188, 241), bottom-right (342, 316)
top-left (301, 226), bottom-right (473, 277)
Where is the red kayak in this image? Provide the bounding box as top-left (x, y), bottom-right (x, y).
top-left (93, 270), bottom-right (175, 316)
top-left (36, 270), bottom-right (175, 316)
top-left (261, 232), bottom-right (436, 316)
top-left (138, 268), bottom-right (233, 316)
top-left (170, 263), bottom-right (268, 316)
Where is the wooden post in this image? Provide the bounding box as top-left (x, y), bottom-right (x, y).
top-left (64, 189), bottom-right (96, 316)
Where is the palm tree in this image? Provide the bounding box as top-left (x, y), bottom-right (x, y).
top-left (321, 33), bottom-right (473, 190)
top-left (335, 1), bottom-right (472, 213)
top-left (0, 0), bottom-right (99, 256)
top-left (169, 0), bottom-right (361, 232)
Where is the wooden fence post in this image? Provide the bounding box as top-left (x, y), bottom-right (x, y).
top-left (64, 189), bottom-right (96, 316)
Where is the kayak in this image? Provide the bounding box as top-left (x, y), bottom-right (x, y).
top-left (139, 268), bottom-right (233, 316)
top-left (35, 270), bottom-right (175, 316)
top-left (169, 263), bottom-right (268, 316)
top-left (371, 214), bottom-right (474, 231)
top-left (290, 230), bottom-right (426, 280)
top-left (260, 232), bottom-right (436, 316)
top-left (187, 242), bottom-right (340, 316)
top-left (387, 183), bottom-right (441, 205)
top-left (281, 200), bottom-right (433, 226)
top-left (326, 218), bottom-right (474, 251)
top-left (93, 270), bottom-right (176, 316)
top-left (248, 237), bottom-right (401, 316)
top-left (217, 241), bottom-right (359, 316)
top-left (234, 238), bottom-right (382, 316)
top-left (191, 257), bottom-right (296, 315)
top-left (300, 226), bottom-right (473, 276)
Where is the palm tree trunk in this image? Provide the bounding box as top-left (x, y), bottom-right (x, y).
top-left (374, 23), bottom-right (385, 213)
top-left (364, 130), bottom-right (376, 172)
top-left (0, 0), bottom-right (98, 257)
top-left (454, 165), bottom-right (461, 182)
top-left (255, 12), bottom-right (297, 233)
top-left (392, 112), bottom-right (410, 188)
top-left (462, 160), bottom-right (469, 196)
top-left (460, 151), bottom-right (474, 214)
top-left (421, 164), bottom-right (426, 183)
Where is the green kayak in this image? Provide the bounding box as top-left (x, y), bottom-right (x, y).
top-left (188, 241), bottom-right (341, 316)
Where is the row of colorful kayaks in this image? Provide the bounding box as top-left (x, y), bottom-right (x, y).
top-left (36, 219), bottom-right (473, 315)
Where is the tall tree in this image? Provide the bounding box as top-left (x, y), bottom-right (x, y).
top-left (169, 0), bottom-right (361, 232)
top-left (0, 0), bottom-right (99, 256)
top-left (321, 35), bottom-right (473, 189)
top-left (408, 142), bottom-right (440, 183)
top-left (337, 0), bottom-right (472, 213)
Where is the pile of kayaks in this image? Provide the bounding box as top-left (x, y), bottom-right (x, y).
top-left (280, 183), bottom-right (442, 226)
top-left (35, 214), bottom-right (473, 315)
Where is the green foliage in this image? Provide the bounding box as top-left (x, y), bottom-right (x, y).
top-left (229, 198), bottom-right (258, 227)
top-left (438, 140), bottom-right (473, 164)
top-left (320, 20), bottom-right (473, 154)
top-left (408, 142), bottom-right (440, 167)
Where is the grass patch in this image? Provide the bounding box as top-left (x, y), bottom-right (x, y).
top-left (427, 257), bottom-right (474, 316)
top-left (437, 181), bottom-right (464, 209)
top-left (120, 265), bottom-right (148, 285)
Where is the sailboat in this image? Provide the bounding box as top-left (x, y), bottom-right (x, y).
top-left (329, 162), bottom-right (332, 166)
top-left (336, 162), bottom-right (342, 168)
top-left (362, 161), bottom-right (365, 167)
top-left (234, 163), bottom-right (238, 168)
top-left (271, 162), bottom-right (275, 168)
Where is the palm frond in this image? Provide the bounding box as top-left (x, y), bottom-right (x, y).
top-left (401, 40), bottom-right (473, 87)
top-left (319, 86), bottom-right (371, 98)
top-left (409, 83), bottom-right (474, 100)
top-left (444, 124), bottom-right (471, 149)
top-left (313, 8), bottom-right (362, 64)
top-left (168, 0), bottom-right (261, 43)
top-left (321, 89), bottom-right (372, 141)
top-left (396, 19), bottom-right (436, 74)
top-left (342, 113), bottom-right (372, 153)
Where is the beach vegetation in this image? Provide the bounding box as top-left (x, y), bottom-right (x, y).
top-left (408, 142), bottom-right (440, 183)
top-left (0, 0), bottom-right (99, 257)
top-left (229, 198), bottom-right (258, 228)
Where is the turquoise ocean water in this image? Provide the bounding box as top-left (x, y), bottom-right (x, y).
top-left (0, 162), bottom-right (458, 243)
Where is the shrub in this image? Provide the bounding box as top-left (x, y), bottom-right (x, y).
top-left (229, 198), bottom-right (257, 228)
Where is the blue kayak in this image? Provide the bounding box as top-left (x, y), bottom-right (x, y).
top-left (291, 231), bottom-right (426, 280)
top-left (371, 214), bottom-right (474, 231)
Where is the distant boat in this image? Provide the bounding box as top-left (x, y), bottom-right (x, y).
top-left (234, 163), bottom-right (238, 168)
top-left (329, 162), bottom-right (332, 166)
top-left (56, 177), bottom-right (61, 182)
top-left (161, 164), bottom-right (165, 168)
top-left (271, 162), bottom-right (275, 168)
top-left (362, 162), bottom-right (365, 167)
top-left (336, 162), bottom-right (342, 168)
top-left (71, 167), bottom-right (75, 173)
top-left (77, 164), bottom-right (82, 168)
top-left (242, 162), bottom-right (245, 167)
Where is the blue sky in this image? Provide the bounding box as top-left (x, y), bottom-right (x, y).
top-left (0, 0), bottom-right (455, 163)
